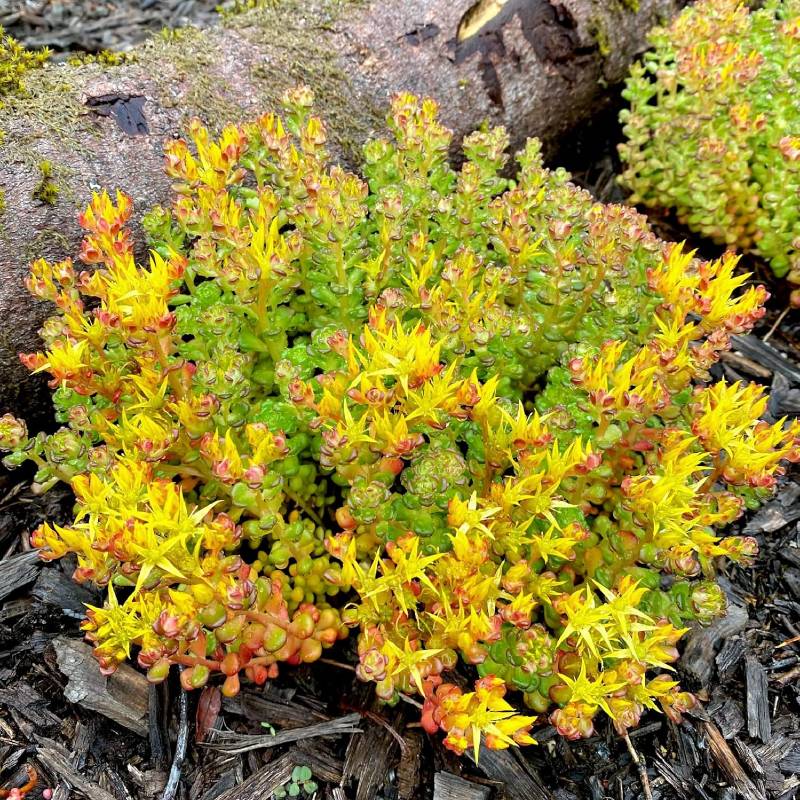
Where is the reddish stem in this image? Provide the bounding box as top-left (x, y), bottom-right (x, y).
top-left (171, 653), bottom-right (221, 671)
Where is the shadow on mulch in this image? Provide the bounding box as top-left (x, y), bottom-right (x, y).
top-left (1, 89), bottom-right (800, 800)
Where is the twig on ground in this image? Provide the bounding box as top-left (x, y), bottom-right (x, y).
top-left (776, 633), bottom-right (800, 649)
top-left (206, 713), bottom-right (362, 755)
top-left (398, 694), bottom-right (423, 710)
top-left (339, 699), bottom-right (409, 755)
top-left (721, 350), bottom-right (773, 379)
top-left (623, 732), bottom-right (653, 800)
top-left (161, 686), bottom-right (189, 800)
top-left (764, 305), bottom-right (792, 342)
top-left (318, 657), bottom-right (356, 672)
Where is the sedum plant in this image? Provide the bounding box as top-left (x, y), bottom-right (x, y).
top-left (619, 0), bottom-right (800, 296)
top-left (2, 90), bottom-right (798, 758)
top-left (0, 26), bottom-right (49, 106)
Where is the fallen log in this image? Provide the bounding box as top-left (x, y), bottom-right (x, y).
top-left (0, 0), bottom-right (682, 420)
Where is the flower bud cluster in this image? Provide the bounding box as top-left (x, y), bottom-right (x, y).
top-left (2, 90), bottom-right (797, 759)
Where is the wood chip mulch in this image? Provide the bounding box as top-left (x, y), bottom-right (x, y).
top-left (0, 0), bottom-right (225, 54)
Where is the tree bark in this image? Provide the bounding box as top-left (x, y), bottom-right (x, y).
top-left (0, 0), bottom-right (681, 421)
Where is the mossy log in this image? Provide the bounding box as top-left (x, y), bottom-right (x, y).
top-left (0, 0), bottom-right (681, 420)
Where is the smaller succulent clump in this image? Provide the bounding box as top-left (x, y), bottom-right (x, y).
top-left (0, 27), bottom-right (49, 106)
top-left (67, 50), bottom-right (134, 67)
top-left (619, 0), bottom-right (800, 297)
top-left (215, 0), bottom-right (273, 18)
top-left (32, 161), bottom-right (59, 206)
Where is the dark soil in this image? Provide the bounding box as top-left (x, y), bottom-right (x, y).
top-left (1, 10), bottom-right (800, 800)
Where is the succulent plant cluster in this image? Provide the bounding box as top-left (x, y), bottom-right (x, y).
top-left (619, 0), bottom-right (800, 297)
top-left (2, 90), bottom-right (798, 758)
top-left (0, 26), bottom-right (49, 107)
